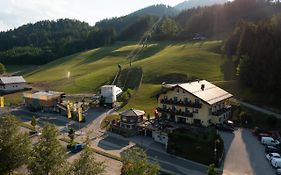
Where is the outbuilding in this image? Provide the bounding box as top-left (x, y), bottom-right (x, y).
top-left (23, 91), bottom-right (65, 112)
top-left (0, 76), bottom-right (26, 92)
top-left (119, 109), bottom-right (145, 130)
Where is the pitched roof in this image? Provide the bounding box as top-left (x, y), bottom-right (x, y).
top-left (175, 80), bottom-right (233, 105)
top-left (0, 76), bottom-right (26, 84)
top-left (120, 109), bottom-right (145, 117)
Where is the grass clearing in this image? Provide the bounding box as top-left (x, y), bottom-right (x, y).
top-left (100, 115), bottom-right (120, 129)
top-left (21, 40), bottom-right (226, 111)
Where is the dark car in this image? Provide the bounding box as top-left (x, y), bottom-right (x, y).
top-left (265, 146), bottom-right (281, 154)
top-left (70, 144), bottom-right (84, 153)
top-left (216, 124), bottom-right (234, 132)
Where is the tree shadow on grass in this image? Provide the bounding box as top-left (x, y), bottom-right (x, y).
top-left (97, 135), bottom-right (129, 151)
top-left (131, 43), bottom-right (168, 62)
top-left (77, 45), bottom-right (124, 66)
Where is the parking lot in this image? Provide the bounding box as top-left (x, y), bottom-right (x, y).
top-left (221, 128), bottom-right (276, 175)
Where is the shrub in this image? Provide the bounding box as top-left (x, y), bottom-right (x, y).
top-left (266, 115), bottom-right (277, 129)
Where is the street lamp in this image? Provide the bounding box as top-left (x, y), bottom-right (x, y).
top-left (214, 139), bottom-right (220, 165)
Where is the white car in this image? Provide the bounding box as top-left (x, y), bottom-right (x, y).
top-left (276, 168), bottom-right (281, 175)
top-left (272, 158), bottom-right (281, 168)
top-left (261, 137), bottom-right (280, 146)
top-left (266, 153), bottom-right (281, 161)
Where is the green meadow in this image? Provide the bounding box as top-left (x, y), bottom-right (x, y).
top-left (10, 41), bottom-right (226, 114)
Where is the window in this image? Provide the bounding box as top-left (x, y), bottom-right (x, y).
top-left (195, 99), bottom-right (200, 104)
top-left (193, 108), bottom-right (198, 113)
top-left (164, 96), bottom-right (168, 100)
top-left (185, 108), bottom-right (189, 113)
top-left (209, 107), bottom-right (212, 115)
top-left (163, 104), bottom-right (167, 109)
top-left (183, 89), bottom-right (185, 93)
top-left (184, 98), bottom-right (188, 102)
top-left (174, 97), bottom-right (178, 102)
top-left (176, 88), bottom-right (179, 93)
top-left (172, 106), bottom-right (176, 111)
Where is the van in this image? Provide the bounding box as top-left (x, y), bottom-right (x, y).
top-left (272, 158), bottom-right (281, 168)
top-left (261, 137), bottom-right (280, 146)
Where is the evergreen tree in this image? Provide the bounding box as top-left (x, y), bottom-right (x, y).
top-left (0, 63), bottom-right (6, 74)
top-left (31, 116), bottom-right (37, 129)
top-left (0, 115), bottom-right (31, 174)
top-left (28, 123), bottom-right (67, 175)
top-left (207, 164), bottom-right (217, 175)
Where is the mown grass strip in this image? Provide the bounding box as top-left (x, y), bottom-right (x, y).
top-left (20, 122), bottom-right (35, 131)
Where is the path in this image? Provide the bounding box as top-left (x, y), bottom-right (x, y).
top-left (240, 101), bottom-right (281, 118)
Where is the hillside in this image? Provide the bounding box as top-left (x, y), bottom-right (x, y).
top-left (95, 4), bottom-right (178, 34)
top-left (174, 0), bottom-right (228, 10)
top-left (25, 40), bottom-right (225, 114)
top-left (0, 19), bottom-right (116, 65)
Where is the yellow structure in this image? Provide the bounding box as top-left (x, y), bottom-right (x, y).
top-left (157, 80), bottom-right (233, 126)
top-left (0, 96), bottom-right (4, 108)
top-left (78, 106), bottom-right (83, 122)
top-left (67, 102), bottom-right (72, 119)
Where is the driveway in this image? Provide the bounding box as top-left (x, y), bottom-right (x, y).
top-left (221, 128), bottom-right (275, 175)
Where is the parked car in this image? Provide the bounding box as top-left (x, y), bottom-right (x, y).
top-left (224, 120), bottom-right (234, 127)
top-left (216, 124), bottom-right (234, 132)
top-left (252, 126), bottom-right (272, 136)
top-left (261, 137), bottom-right (280, 146)
top-left (272, 158), bottom-right (281, 168)
top-left (70, 144), bottom-right (84, 153)
top-left (266, 153), bottom-right (281, 161)
top-left (265, 146), bottom-right (281, 154)
top-left (276, 168), bottom-right (281, 175)
top-left (258, 133), bottom-right (273, 141)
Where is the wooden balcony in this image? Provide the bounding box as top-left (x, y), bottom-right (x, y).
top-left (160, 99), bottom-right (202, 108)
top-left (157, 107), bottom-right (194, 118)
top-left (212, 106), bottom-right (231, 116)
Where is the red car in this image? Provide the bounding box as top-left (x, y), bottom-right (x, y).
top-left (252, 127), bottom-right (273, 137)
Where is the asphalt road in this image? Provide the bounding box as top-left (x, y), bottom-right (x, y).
top-left (146, 148), bottom-right (207, 175)
top-left (221, 128), bottom-right (276, 175)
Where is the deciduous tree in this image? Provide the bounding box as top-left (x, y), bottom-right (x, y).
top-left (68, 137), bottom-right (105, 175)
top-left (121, 147), bottom-right (159, 175)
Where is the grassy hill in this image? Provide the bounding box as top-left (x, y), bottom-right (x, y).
top-left (23, 40), bottom-right (225, 114)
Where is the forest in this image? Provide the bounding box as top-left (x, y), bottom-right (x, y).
top-left (0, 19), bottom-right (116, 65)
top-left (224, 13), bottom-right (281, 107)
top-left (0, 0), bottom-right (280, 65)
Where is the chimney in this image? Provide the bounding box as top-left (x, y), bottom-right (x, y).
top-left (201, 84), bottom-right (205, 91)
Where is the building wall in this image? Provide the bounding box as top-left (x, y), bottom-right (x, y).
top-left (0, 83), bottom-right (25, 92)
top-left (101, 85), bottom-right (117, 104)
top-left (158, 86), bottom-right (231, 126)
top-left (152, 131), bottom-right (168, 148)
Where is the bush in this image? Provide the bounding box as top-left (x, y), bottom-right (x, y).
top-left (239, 111), bottom-right (253, 127)
top-left (266, 115), bottom-right (277, 129)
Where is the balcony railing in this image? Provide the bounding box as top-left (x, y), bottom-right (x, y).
top-left (157, 107), bottom-right (193, 118)
top-left (212, 107), bottom-right (231, 116)
top-left (160, 99), bottom-right (202, 108)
